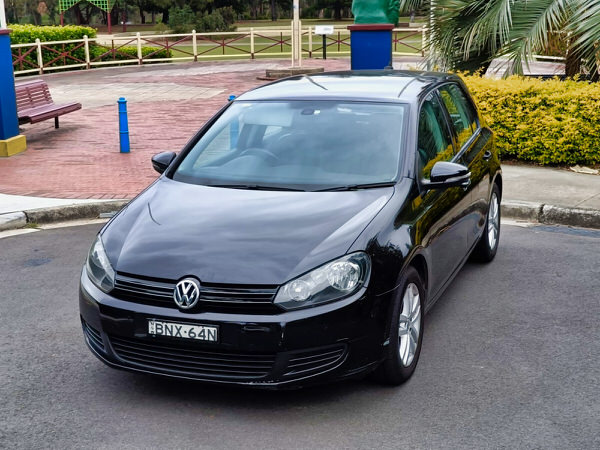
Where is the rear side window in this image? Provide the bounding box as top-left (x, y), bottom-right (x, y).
top-left (438, 84), bottom-right (478, 149)
top-left (418, 93), bottom-right (454, 178)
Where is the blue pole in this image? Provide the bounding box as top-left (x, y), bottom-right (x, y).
top-left (117, 97), bottom-right (130, 153)
top-left (0, 28), bottom-right (26, 157)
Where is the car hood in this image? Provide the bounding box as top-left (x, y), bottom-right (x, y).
top-left (102, 178), bottom-right (393, 285)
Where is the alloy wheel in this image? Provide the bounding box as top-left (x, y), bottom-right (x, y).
top-left (488, 192), bottom-right (499, 250)
top-left (398, 282), bottom-right (421, 367)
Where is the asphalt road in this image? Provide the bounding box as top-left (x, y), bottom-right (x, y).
top-left (1, 223), bottom-right (599, 449)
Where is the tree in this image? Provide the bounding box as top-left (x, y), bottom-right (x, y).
top-left (314, 0), bottom-right (352, 20)
top-left (400, 0), bottom-right (600, 78)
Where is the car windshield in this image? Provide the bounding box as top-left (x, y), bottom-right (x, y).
top-left (173, 100), bottom-right (407, 191)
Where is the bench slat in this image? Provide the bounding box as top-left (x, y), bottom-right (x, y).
top-left (19, 102), bottom-right (81, 116)
top-left (14, 79), bottom-right (81, 126)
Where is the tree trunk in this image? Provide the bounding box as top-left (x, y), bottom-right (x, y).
top-left (162, 8), bottom-right (169, 24)
top-left (73, 4), bottom-right (83, 25)
top-left (271, 0), bottom-right (276, 21)
top-left (83, 3), bottom-right (93, 24)
top-left (333, 1), bottom-right (343, 21)
top-left (111, 8), bottom-right (120, 27)
top-left (565, 50), bottom-right (581, 78)
top-left (139, 6), bottom-right (145, 24)
top-left (454, 50), bottom-right (494, 75)
top-left (591, 45), bottom-right (600, 81)
top-left (565, 35), bottom-right (582, 78)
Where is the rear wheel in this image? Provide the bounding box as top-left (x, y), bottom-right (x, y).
top-left (472, 184), bottom-right (501, 262)
top-left (374, 266), bottom-right (424, 385)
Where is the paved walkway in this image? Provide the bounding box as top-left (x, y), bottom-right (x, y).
top-left (1, 59), bottom-right (348, 199)
top-left (1, 58), bottom-right (598, 212)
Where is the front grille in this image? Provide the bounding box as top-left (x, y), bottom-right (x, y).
top-left (111, 272), bottom-right (281, 314)
top-left (109, 334), bottom-right (276, 380)
top-left (82, 320), bottom-right (105, 351)
top-left (283, 345), bottom-right (347, 378)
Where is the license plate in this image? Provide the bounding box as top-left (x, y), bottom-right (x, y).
top-left (148, 320), bottom-right (218, 342)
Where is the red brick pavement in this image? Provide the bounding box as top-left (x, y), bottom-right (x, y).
top-left (0, 59), bottom-right (350, 199)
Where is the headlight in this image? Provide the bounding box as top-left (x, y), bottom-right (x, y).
top-left (274, 252), bottom-right (371, 310)
top-left (86, 235), bottom-right (115, 293)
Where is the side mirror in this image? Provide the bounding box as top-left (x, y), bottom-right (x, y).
top-left (421, 161), bottom-right (471, 190)
top-left (151, 151), bottom-right (177, 174)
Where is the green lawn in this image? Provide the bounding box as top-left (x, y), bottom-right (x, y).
top-left (95, 17), bottom-right (426, 37)
top-left (235, 17), bottom-right (425, 30)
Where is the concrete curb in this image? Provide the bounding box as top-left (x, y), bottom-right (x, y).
top-left (23, 200), bottom-right (129, 225)
top-left (0, 211), bottom-right (27, 231)
top-left (0, 200), bottom-right (128, 231)
top-left (1, 199), bottom-right (600, 233)
top-left (502, 201), bottom-right (600, 229)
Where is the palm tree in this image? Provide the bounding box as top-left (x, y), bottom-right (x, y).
top-left (400, 0), bottom-right (600, 78)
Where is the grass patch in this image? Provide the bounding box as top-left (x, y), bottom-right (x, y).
top-left (162, 31), bottom-right (421, 59)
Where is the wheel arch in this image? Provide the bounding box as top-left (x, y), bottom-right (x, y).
top-left (407, 253), bottom-right (429, 295)
top-left (493, 172), bottom-right (503, 202)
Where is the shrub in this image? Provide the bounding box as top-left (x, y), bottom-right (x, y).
top-left (168, 5), bottom-right (236, 33)
top-left (216, 7), bottom-right (236, 27)
top-left (197, 8), bottom-right (237, 32)
top-left (10, 23), bottom-right (171, 72)
top-left (168, 5), bottom-right (195, 34)
top-left (10, 24), bottom-right (97, 71)
top-left (9, 24), bottom-right (97, 43)
top-left (462, 75), bottom-right (600, 165)
top-left (195, 10), bottom-right (226, 33)
top-left (92, 45), bottom-right (171, 62)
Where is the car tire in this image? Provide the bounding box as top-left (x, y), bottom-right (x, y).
top-left (373, 266), bottom-right (425, 385)
top-left (472, 184), bottom-right (501, 263)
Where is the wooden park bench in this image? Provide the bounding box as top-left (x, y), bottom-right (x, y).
top-left (15, 80), bottom-right (81, 129)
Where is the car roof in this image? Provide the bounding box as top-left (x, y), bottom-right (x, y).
top-left (236, 70), bottom-right (459, 103)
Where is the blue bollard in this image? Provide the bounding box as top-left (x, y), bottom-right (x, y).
top-left (117, 97), bottom-right (130, 153)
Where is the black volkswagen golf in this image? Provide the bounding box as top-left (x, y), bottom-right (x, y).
top-left (80, 71), bottom-right (501, 388)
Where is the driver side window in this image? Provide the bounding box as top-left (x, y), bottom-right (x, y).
top-left (418, 93), bottom-right (454, 179)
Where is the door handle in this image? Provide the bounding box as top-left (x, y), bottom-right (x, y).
top-left (483, 150), bottom-right (492, 161)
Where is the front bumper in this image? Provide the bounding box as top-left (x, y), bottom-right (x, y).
top-left (79, 268), bottom-right (385, 388)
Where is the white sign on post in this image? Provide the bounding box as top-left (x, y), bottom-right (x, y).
top-left (315, 25), bottom-right (334, 35)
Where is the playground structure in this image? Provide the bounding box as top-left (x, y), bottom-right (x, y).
top-left (59, 0), bottom-right (118, 34)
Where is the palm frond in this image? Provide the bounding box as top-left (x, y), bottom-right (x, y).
top-left (399, 0), bottom-right (427, 14)
top-left (501, 0), bottom-right (571, 75)
top-left (572, 0), bottom-right (600, 74)
top-left (461, 0), bottom-right (515, 58)
top-left (426, 0), bottom-right (500, 71)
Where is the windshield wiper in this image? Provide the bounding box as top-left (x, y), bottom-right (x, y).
top-left (316, 181), bottom-right (396, 192)
top-left (207, 184), bottom-right (305, 192)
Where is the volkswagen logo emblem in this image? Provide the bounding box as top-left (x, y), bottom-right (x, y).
top-left (173, 278), bottom-right (201, 309)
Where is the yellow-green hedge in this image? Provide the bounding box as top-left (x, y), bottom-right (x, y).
top-left (463, 75), bottom-right (600, 165)
top-left (9, 24), bottom-right (97, 43)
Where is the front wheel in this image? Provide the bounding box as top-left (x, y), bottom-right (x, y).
top-left (374, 266), bottom-right (425, 385)
top-left (472, 184), bottom-right (501, 263)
